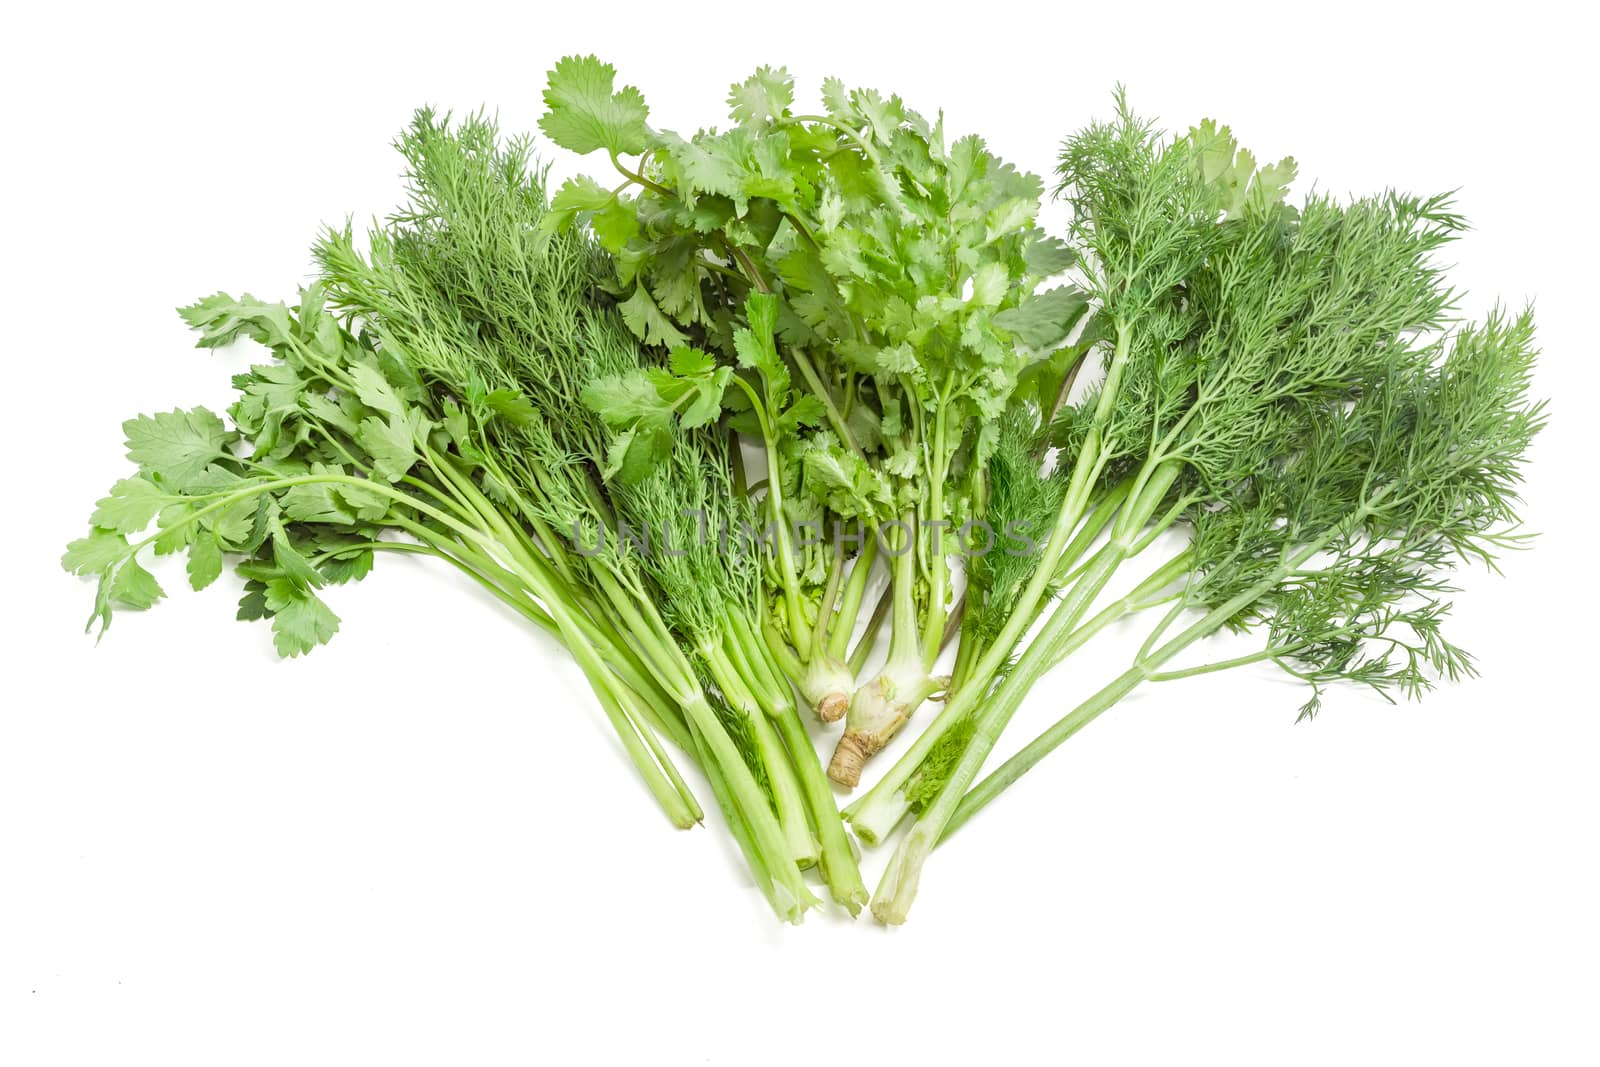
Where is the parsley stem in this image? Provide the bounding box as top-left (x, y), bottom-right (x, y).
top-left (774, 701), bottom-right (869, 914)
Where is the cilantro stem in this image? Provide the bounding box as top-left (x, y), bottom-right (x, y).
top-left (607, 151), bottom-right (673, 199)
top-left (789, 344), bottom-right (862, 457)
top-left (826, 531), bottom-right (879, 663)
top-left (779, 115), bottom-right (881, 164)
top-left (848, 583), bottom-right (892, 676)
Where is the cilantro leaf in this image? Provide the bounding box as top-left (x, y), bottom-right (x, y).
top-left (618, 285), bottom-right (691, 349)
top-left (994, 288), bottom-right (1091, 349)
top-left (1023, 234), bottom-right (1077, 277)
top-left (728, 66), bottom-right (794, 126)
top-left (539, 55), bottom-right (651, 157)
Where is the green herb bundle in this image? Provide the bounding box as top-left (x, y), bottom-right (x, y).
top-left (65, 69), bottom-right (1542, 926)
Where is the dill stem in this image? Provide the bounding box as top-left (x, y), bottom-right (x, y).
top-left (774, 703), bottom-right (869, 914)
top-left (727, 615), bottom-right (868, 911)
top-left (709, 636), bottom-right (816, 868)
top-left (944, 508), bottom-right (1370, 840)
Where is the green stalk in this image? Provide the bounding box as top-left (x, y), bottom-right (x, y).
top-left (589, 668), bottom-right (701, 828)
top-left (675, 692), bottom-right (818, 921)
top-left (871, 538), bottom-right (1134, 922)
top-left (729, 616), bottom-right (869, 914)
top-left (759, 429), bottom-right (812, 663)
top-left (597, 587), bottom-right (816, 919)
top-left (796, 536), bottom-right (856, 722)
top-left (686, 717), bottom-right (781, 917)
top-left (847, 464), bottom-right (1180, 844)
top-left (874, 497), bottom-right (1369, 922)
top-left (381, 531), bottom-right (691, 755)
top-left (611, 683), bottom-right (704, 825)
top-left (948, 598), bottom-right (1265, 835)
top-left (761, 611), bottom-right (804, 684)
top-left (434, 452), bottom-right (813, 908)
top-left (848, 584), bottom-right (892, 676)
top-left (827, 531), bottom-right (879, 662)
top-left (496, 544), bottom-right (698, 829)
top-left (844, 328), bottom-right (1136, 829)
top-left (830, 517), bottom-right (936, 788)
top-left (709, 640), bottom-right (817, 870)
top-left (790, 343), bottom-right (861, 456)
top-left (752, 711), bottom-right (820, 869)
top-left (773, 705), bottom-right (868, 914)
top-left (919, 403), bottom-right (951, 667)
top-left (948, 617), bottom-right (983, 695)
top-left (811, 538), bottom-right (847, 653)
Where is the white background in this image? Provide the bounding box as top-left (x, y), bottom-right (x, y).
top-left (4, 2), bottom-right (1596, 1063)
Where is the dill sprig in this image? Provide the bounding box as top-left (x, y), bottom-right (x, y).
top-left (318, 111), bottom-right (864, 915)
top-left (858, 97), bottom-right (1545, 924)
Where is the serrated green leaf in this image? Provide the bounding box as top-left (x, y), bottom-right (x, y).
top-left (483, 389), bottom-right (540, 427)
top-left (1250, 157), bottom-right (1298, 213)
top-left (186, 532), bottom-right (224, 591)
top-left (281, 480), bottom-right (359, 525)
top-left (62, 529), bottom-right (130, 576)
top-left (680, 367), bottom-right (733, 430)
top-left (618, 285), bottom-right (690, 349)
top-left (355, 413), bottom-right (419, 483)
top-left (318, 549), bottom-right (374, 585)
top-left (820, 77), bottom-right (856, 123)
top-left (90, 476), bottom-right (168, 534)
top-left (969, 262), bottom-right (1010, 309)
top-left (236, 580), bottom-right (269, 622)
top-left (262, 579), bottom-right (340, 657)
top-left (551, 174), bottom-right (615, 213)
top-left (590, 199), bottom-right (641, 252)
top-left (994, 287), bottom-right (1091, 349)
top-left (539, 55), bottom-right (651, 157)
top-left (727, 66), bottom-right (794, 126)
top-left (669, 346), bottom-right (717, 378)
top-left (110, 558), bottom-right (165, 610)
top-left (584, 373), bottom-right (672, 426)
top-left (178, 293), bottom-right (296, 349)
top-left (1024, 234), bottom-right (1077, 277)
top-left (657, 131), bottom-right (747, 202)
top-left (123, 408), bottom-right (231, 487)
top-left (800, 439), bottom-right (895, 520)
top-left (271, 525), bottom-right (325, 590)
top-left (349, 363), bottom-right (405, 420)
top-left (985, 198), bottom-right (1036, 242)
top-left (152, 503), bottom-right (197, 555)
